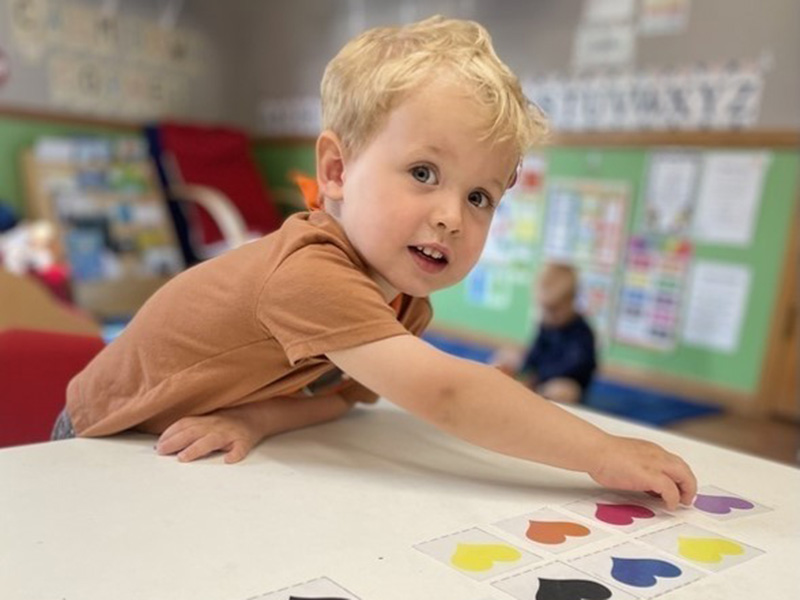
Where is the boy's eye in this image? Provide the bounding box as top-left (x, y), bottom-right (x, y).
top-left (410, 165), bottom-right (438, 184)
top-left (468, 190), bottom-right (493, 209)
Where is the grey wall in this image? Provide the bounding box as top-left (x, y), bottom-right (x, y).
top-left (0, 0), bottom-right (251, 126)
top-left (2, 0), bottom-right (798, 130)
top-left (245, 0), bottom-right (800, 131)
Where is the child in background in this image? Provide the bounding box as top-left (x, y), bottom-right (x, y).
top-left (56, 16), bottom-right (696, 510)
top-left (519, 262), bottom-right (597, 404)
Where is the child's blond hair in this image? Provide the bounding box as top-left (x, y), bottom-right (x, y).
top-left (537, 262), bottom-right (578, 304)
top-left (321, 15), bottom-right (548, 159)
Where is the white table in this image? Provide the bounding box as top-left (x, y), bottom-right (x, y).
top-left (2, 402), bottom-right (799, 599)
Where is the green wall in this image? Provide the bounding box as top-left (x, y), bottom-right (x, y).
top-left (540, 148), bottom-right (797, 392)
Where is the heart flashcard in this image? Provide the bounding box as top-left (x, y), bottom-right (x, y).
top-left (677, 536), bottom-right (744, 563)
top-left (690, 485), bottom-right (771, 520)
top-left (493, 507), bottom-right (612, 553)
top-left (693, 494), bottom-right (754, 515)
top-left (639, 523), bottom-right (764, 572)
top-left (595, 503), bottom-right (655, 526)
top-left (492, 561), bottom-right (638, 600)
top-left (451, 543), bottom-right (521, 571)
top-left (526, 520), bottom-right (591, 544)
top-left (535, 577), bottom-right (612, 600)
top-left (610, 557), bottom-right (681, 587)
top-left (562, 493), bottom-right (671, 533)
top-left (569, 541), bottom-right (705, 598)
top-left (415, 527), bottom-right (541, 581)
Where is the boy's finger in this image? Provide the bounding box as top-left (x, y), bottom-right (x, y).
top-left (177, 436), bottom-right (221, 462)
top-left (156, 427), bottom-right (199, 455)
top-left (159, 417), bottom-right (196, 439)
top-left (664, 459), bottom-right (698, 505)
top-left (653, 475), bottom-right (680, 511)
top-left (224, 440), bottom-right (249, 464)
top-left (157, 419), bottom-right (198, 450)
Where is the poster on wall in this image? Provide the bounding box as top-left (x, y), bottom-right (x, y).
top-left (642, 151), bottom-right (701, 235)
top-left (573, 23), bottom-right (636, 70)
top-left (681, 260), bottom-right (751, 352)
top-left (3, 0), bottom-right (206, 119)
top-left (576, 267), bottom-right (617, 340)
top-left (542, 179), bottom-right (627, 268)
top-left (7, 0), bottom-right (49, 62)
top-left (614, 235), bottom-right (692, 351)
top-left (692, 152), bottom-right (769, 246)
top-left (465, 264), bottom-right (515, 311)
top-left (639, 0), bottom-right (692, 35)
top-left (582, 0), bottom-right (636, 23)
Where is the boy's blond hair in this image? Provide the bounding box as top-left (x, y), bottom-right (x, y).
top-left (321, 15), bottom-right (548, 159)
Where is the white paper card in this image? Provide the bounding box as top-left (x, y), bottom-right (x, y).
top-left (563, 493), bottom-right (674, 533)
top-left (493, 561), bottom-right (638, 600)
top-left (638, 523), bottom-right (764, 572)
top-left (569, 541), bottom-right (706, 598)
top-left (252, 576), bottom-right (361, 599)
top-left (691, 485), bottom-right (773, 520)
top-left (492, 507), bottom-right (613, 554)
top-left (414, 527), bottom-right (541, 581)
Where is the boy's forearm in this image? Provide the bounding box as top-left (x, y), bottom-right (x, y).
top-left (425, 361), bottom-right (610, 474)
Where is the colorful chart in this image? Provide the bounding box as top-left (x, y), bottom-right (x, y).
top-left (542, 179), bottom-right (627, 268)
top-left (614, 235), bottom-right (692, 350)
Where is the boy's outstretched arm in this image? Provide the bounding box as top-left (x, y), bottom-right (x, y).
top-left (327, 335), bottom-right (697, 510)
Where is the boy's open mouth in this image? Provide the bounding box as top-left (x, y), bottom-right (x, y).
top-left (410, 245), bottom-right (448, 265)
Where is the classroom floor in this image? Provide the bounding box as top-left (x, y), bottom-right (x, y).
top-left (667, 413), bottom-right (800, 466)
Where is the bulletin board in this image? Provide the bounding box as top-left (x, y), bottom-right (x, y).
top-left (431, 146), bottom-right (799, 396)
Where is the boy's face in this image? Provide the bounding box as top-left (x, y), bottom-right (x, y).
top-left (537, 272), bottom-right (577, 327)
top-left (333, 81), bottom-right (518, 299)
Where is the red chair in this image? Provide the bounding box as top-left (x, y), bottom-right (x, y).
top-left (0, 329), bottom-right (105, 448)
top-left (146, 122), bottom-right (283, 262)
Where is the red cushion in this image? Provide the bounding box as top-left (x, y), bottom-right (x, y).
top-left (159, 123), bottom-right (282, 245)
top-left (0, 329), bottom-right (105, 447)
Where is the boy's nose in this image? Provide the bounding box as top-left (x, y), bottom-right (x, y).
top-left (431, 194), bottom-right (463, 235)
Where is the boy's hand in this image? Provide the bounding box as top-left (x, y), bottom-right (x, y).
top-left (156, 412), bottom-right (261, 464)
top-left (588, 435), bottom-right (697, 511)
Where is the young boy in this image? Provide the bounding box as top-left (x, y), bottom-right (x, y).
top-left (58, 16), bottom-right (696, 510)
top-left (518, 262), bottom-right (597, 404)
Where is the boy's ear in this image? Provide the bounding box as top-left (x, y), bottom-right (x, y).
top-left (316, 130), bottom-right (346, 201)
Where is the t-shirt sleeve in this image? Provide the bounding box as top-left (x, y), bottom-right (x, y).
top-left (257, 242), bottom-right (411, 365)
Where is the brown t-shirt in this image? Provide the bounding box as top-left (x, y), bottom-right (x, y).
top-left (67, 211), bottom-right (432, 436)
